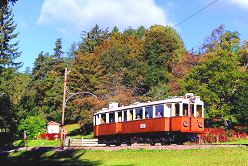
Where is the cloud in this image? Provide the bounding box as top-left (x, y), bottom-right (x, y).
top-left (36, 0), bottom-right (173, 33)
top-left (228, 0), bottom-right (248, 9)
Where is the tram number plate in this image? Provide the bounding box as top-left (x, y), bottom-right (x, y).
top-left (140, 124), bottom-right (146, 128)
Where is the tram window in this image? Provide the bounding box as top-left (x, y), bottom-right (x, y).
top-left (124, 111), bottom-right (127, 121)
top-left (183, 104), bottom-right (188, 116)
top-left (191, 104), bottom-right (194, 117)
top-left (136, 107), bottom-right (142, 119)
top-left (100, 114), bottom-right (106, 124)
top-left (175, 104), bottom-right (179, 116)
top-left (109, 112), bottom-right (115, 123)
top-left (118, 112), bottom-right (122, 122)
top-left (145, 107), bottom-right (152, 119)
top-left (129, 110), bottom-right (133, 121)
top-left (156, 105), bottom-right (164, 118)
top-left (196, 105), bottom-right (202, 117)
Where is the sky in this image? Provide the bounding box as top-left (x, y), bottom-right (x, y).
top-left (11, 0), bottom-right (248, 72)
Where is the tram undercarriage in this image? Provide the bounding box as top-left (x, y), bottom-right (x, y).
top-left (97, 132), bottom-right (199, 146)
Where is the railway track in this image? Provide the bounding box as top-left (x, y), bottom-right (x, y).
top-left (2, 144), bottom-right (246, 153)
top-left (63, 143), bottom-right (247, 151)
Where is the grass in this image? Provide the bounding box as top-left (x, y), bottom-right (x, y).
top-left (64, 124), bottom-right (80, 133)
top-left (214, 138), bottom-right (248, 144)
top-left (13, 140), bottom-right (60, 147)
top-left (65, 124), bottom-right (94, 139)
top-left (1, 147), bottom-right (247, 165)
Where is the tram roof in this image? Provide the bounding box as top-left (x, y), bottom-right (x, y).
top-left (94, 96), bottom-right (203, 115)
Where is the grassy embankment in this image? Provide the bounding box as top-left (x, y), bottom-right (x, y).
top-left (1, 147), bottom-right (247, 165)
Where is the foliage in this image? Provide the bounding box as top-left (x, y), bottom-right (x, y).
top-left (181, 26), bottom-right (243, 126)
top-left (200, 128), bottom-right (229, 143)
top-left (79, 24), bottom-right (110, 54)
top-left (141, 25), bottom-right (186, 89)
top-left (0, 6), bottom-right (22, 68)
top-left (0, 6), bottom-right (22, 137)
top-left (17, 116), bottom-right (46, 140)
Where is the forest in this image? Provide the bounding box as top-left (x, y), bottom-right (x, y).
top-left (0, 2), bottom-right (248, 141)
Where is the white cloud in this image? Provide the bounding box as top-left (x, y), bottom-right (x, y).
top-left (36, 0), bottom-right (173, 33)
top-left (228, 0), bottom-right (248, 8)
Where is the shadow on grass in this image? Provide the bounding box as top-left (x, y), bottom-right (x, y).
top-left (0, 147), bottom-right (102, 166)
top-left (67, 128), bottom-right (82, 137)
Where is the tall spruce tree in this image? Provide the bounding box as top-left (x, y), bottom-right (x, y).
top-left (0, 5), bottom-right (21, 134)
top-left (0, 6), bottom-right (21, 69)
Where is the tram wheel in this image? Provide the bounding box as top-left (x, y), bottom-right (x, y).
top-left (105, 142), bottom-right (111, 146)
top-left (161, 142), bottom-right (166, 146)
top-left (115, 143), bottom-right (122, 146)
top-left (150, 142), bottom-right (155, 146)
top-left (127, 142), bottom-right (132, 146)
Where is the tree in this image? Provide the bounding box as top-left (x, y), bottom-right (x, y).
top-left (99, 34), bottom-right (143, 88)
top-left (0, 6), bottom-right (22, 69)
top-left (28, 44), bottom-right (66, 123)
top-left (141, 25), bottom-right (186, 88)
top-left (181, 50), bottom-right (241, 127)
top-left (79, 24), bottom-right (110, 54)
top-left (231, 74), bottom-right (248, 128)
top-left (123, 26), bottom-right (147, 39)
top-left (201, 24), bottom-right (240, 53)
top-left (238, 40), bottom-right (248, 71)
top-left (0, 5), bottom-right (22, 133)
top-left (17, 116), bottom-right (46, 140)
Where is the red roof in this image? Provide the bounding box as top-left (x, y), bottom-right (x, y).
top-left (47, 121), bottom-right (60, 126)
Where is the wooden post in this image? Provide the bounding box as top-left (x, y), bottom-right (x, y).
top-left (60, 68), bottom-right (67, 149)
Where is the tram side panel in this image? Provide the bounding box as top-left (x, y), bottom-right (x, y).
top-left (97, 123), bottom-right (117, 136)
top-left (95, 117), bottom-right (171, 137)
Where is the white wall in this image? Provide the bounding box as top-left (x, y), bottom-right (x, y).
top-left (47, 125), bottom-right (59, 134)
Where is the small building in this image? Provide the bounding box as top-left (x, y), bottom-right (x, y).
top-left (47, 121), bottom-right (60, 134)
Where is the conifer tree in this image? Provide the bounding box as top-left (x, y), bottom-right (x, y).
top-left (0, 5), bottom-right (22, 134)
top-left (0, 6), bottom-right (21, 69)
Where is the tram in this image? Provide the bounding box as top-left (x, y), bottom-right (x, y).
top-left (93, 93), bottom-right (204, 146)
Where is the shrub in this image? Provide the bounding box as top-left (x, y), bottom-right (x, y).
top-left (39, 133), bottom-right (61, 140)
top-left (200, 128), bottom-right (229, 143)
top-left (17, 116), bottom-right (46, 140)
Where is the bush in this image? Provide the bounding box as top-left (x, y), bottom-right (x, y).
top-left (200, 128), bottom-right (229, 143)
top-left (17, 116), bottom-right (46, 140)
top-left (39, 133), bottom-right (61, 140)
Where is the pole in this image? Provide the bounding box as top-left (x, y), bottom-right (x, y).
top-left (60, 68), bottom-right (67, 149)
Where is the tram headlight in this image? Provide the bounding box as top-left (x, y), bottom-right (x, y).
top-left (198, 122), bottom-right (203, 128)
top-left (183, 122), bottom-right (188, 127)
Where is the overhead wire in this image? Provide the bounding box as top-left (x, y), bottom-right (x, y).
top-left (172, 0), bottom-right (219, 28)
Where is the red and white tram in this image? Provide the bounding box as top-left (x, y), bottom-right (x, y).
top-left (93, 93), bottom-right (204, 146)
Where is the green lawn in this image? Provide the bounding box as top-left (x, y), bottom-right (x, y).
top-left (214, 138), bottom-right (248, 144)
top-left (13, 140), bottom-right (60, 147)
top-left (1, 147), bottom-right (247, 166)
